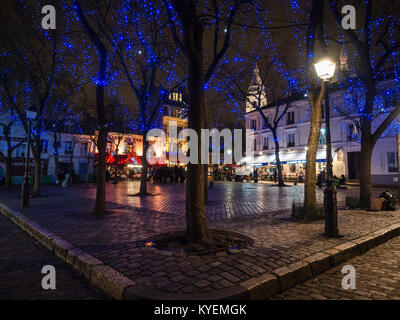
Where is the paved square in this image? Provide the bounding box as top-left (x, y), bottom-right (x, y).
top-left (1, 181), bottom-right (399, 296)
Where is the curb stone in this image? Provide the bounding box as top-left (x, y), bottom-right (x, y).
top-left (1, 201), bottom-right (400, 300)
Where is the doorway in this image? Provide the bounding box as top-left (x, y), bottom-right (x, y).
top-left (347, 151), bottom-right (361, 179)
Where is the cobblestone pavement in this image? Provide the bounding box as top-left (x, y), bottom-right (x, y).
top-left (0, 181), bottom-right (399, 296)
top-left (93, 181), bottom-right (363, 220)
top-left (271, 235), bottom-right (400, 300)
top-left (0, 214), bottom-right (108, 300)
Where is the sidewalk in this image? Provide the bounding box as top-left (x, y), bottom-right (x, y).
top-left (271, 235), bottom-right (400, 300)
top-left (0, 213), bottom-right (107, 300)
top-left (1, 182), bottom-right (399, 299)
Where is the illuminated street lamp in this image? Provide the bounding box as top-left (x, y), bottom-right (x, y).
top-left (314, 56), bottom-right (339, 237)
top-left (314, 57), bottom-right (336, 82)
top-left (21, 105), bottom-right (37, 207)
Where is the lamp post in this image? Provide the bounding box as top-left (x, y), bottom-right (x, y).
top-left (21, 105), bottom-right (38, 207)
top-left (314, 57), bottom-right (339, 237)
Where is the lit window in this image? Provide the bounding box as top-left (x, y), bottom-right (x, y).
top-left (287, 133), bottom-right (295, 147)
top-left (319, 129), bottom-right (326, 145)
top-left (347, 124), bottom-right (358, 141)
top-left (64, 141), bottom-right (73, 154)
top-left (16, 144), bottom-right (26, 157)
top-left (250, 119), bottom-right (257, 130)
top-left (287, 111), bottom-right (295, 125)
top-left (263, 137), bottom-right (269, 150)
top-left (41, 139), bottom-right (48, 153)
top-left (81, 142), bottom-right (88, 156)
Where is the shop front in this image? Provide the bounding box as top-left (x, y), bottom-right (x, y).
top-left (95, 152), bottom-right (143, 180)
top-left (240, 148), bottom-right (345, 182)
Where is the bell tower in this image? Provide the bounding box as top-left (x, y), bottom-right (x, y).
top-left (246, 64), bottom-right (267, 113)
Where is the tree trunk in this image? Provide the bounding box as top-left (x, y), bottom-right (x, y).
top-left (53, 133), bottom-right (59, 178)
top-left (86, 170), bottom-right (90, 188)
top-left (204, 164), bottom-right (208, 203)
top-left (139, 137), bottom-right (149, 195)
top-left (69, 145), bottom-right (74, 185)
top-left (113, 147), bottom-right (118, 185)
top-left (32, 143), bottom-right (41, 197)
top-left (74, 0), bottom-right (108, 214)
top-left (359, 137), bottom-right (373, 209)
top-left (94, 128), bottom-right (107, 214)
top-left (5, 152), bottom-right (12, 188)
top-left (33, 155), bottom-right (41, 196)
top-left (272, 129), bottom-right (285, 186)
top-left (204, 108), bottom-right (208, 203)
top-left (397, 133), bottom-right (400, 196)
top-left (183, 6), bottom-right (211, 244)
top-left (304, 85), bottom-right (325, 214)
top-left (358, 84), bottom-right (375, 209)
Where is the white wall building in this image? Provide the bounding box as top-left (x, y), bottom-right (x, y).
top-left (0, 114), bottom-right (95, 184)
top-left (244, 68), bottom-right (399, 185)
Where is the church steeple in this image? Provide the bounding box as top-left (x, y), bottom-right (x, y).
top-left (246, 63), bottom-right (268, 113)
top-left (250, 63), bottom-right (262, 87)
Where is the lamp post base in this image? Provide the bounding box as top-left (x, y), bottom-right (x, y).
top-left (324, 183), bottom-right (339, 237)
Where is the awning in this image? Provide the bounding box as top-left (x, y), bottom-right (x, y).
top-left (238, 149), bottom-right (338, 165)
top-left (100, 152), bottom-right (142, 165)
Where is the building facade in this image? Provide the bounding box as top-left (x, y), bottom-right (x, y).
top-left (244, 68), bottom-right (399, 185)
top-left (0, 90), bottom-right (188, 184)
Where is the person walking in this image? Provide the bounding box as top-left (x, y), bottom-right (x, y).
top-left (298, 170), bottom-right (304, 183)
top-left (321, 170), bottom-right (326, 187)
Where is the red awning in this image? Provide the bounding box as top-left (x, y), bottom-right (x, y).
top-left (96, 152), bottom-right (142, 165)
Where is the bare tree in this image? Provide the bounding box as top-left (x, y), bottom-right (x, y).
top-left (74, 0), bottom-right (110, 214)
top-left (226, 55), bottom-right (298, 187)
top-left (0, 1), bottom-right (68, 197)
top-left (0, 109), bottom-right (24, 188)
top-left (165, 0), bottom-right (253, 244)
top-left (109, 132), bottom-right (124, 185)
top-left (302, 0), bottom-right (326, 215)
top-left (93, 0), bottom-right (184, 196)
top-left (329, 0), bottom-right (400, 208)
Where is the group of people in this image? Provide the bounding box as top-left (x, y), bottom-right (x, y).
top-left (213, 168), bottom-right (229, 181)
top-left (150, 165), bottom-right (186, 184)
top-left (317, 170), bottom-right (347, 188)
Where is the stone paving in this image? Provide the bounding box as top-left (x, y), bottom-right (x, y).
top-left (0, 181), bottom-right (399, 296)
top-left (0, 213), bottom-right (107, 300)
top-left (270, 235), bottom-right (400, 300)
